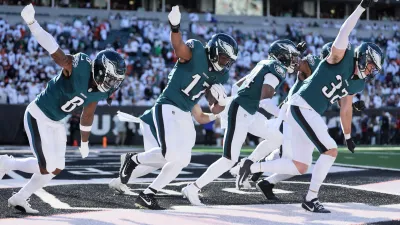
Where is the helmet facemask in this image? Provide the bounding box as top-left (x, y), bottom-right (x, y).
top-left (208, 38), bottom-right (238, 73)
top-left (356, 46), bottom-right (382, 79)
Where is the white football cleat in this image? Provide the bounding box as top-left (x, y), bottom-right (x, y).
top-left (8, 194), bottom-right (39, 214)
top-left (109, 178), bottom-right (135, 195)
top-left (181, 184), bottom-right (204, 206)
top-left (0, 155), bottom-right (13, 180)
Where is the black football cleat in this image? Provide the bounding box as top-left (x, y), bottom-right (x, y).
top-left (135, 192), bottom-right (164, 210)
top-left (256, 180), bottom-right (279, 200)
top-left (119, 153), bottom-right (138, 184)
top-left (301, 197), bottom-right (331, 213)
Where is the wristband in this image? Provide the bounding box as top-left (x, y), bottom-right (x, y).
top-left (80, 124), bottom-right (92, 132)
top-left (169, 21), bottom-right (180, 33)
top-left (344, 133), bottom-right (351, 140)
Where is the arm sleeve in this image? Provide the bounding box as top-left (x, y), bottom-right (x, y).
top-left (263, 73), bottom-right (280, 89)
top-left (333, 5), bottom-right (365, 49)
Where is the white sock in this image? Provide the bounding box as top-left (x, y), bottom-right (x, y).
top-left (195, 157), bottom-right (235, 189)
top-left (306, 154), bottom-right (336, 201)
top-left (250, 158), bottom-right (301, 175)
top-left (130, 165), bottom-right (160, 180)
top-left (16, 173), bottom-right (55, 200)
top-left (248, 140), bottom-right (277, 162)
top-left (147, 162), bottom-right (183, 192)
top-left (265, 173), bottom-right (294, 184)
top-left (136, 148), bottom-right (167, 167)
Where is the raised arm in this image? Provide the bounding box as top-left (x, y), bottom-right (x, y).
top-left (21, 4), bottom-right (73, 76)
top-left (328, 0), bottom-right (373, 64)
top-left (168, 6), bottom-right (192, 62)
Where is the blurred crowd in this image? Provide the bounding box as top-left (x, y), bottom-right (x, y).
top-left (0, 15), bottom-right (399, 144)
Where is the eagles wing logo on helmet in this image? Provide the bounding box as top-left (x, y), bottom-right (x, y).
top-left (368, 46), bottom-right (382, 71)
top-left (102, 54), bottom-right (119, 77)
top-left (277, 43), bottom-right (298, 54)
top-left (274, 64), bottom-right (286, 77)
top-left (218, 39), bottom-right (237, 60)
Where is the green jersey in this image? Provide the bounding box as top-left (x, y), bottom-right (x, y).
top-left (298, 45), bottom-right (365, 115)
top-left (287, 54), bottom-right (321, 100)
top-left (36, 53), bottom-right (109, 121)
top-left (235, 60), bottom-right (286, 114)
top-left (157, 39), bottom-right (229, 112)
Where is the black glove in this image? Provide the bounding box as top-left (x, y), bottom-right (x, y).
top-left (360, 0), bottom-right (374, 9)
top-left (296, 41), bottom-right (307, 53)
top-left (345, 138), bottom-right (356, 153)
top-left (352, 100), bottom-right (366, 111)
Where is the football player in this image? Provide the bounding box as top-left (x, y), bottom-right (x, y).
top-left (117, 6), bottom-right (238, 209)
top-left (182, 39), bottom-right (300, 206)
top-left (237, 0), bottom-right (383, 213)
top-left (108, 104), bottom-right (220, 194)
top-left (0, 4), bottom-right (126, 214)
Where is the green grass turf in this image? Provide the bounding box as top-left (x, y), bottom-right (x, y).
top-left (192, 146), bottom-right (400, 170)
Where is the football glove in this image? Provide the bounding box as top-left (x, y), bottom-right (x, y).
top-left (168, 5), bottom-right (181, 32)
top-left (296, 41), bottom-right (307, 53)
top-left (360, 0), bottom-right (375, 9)
top-left (21, 4), bottom-right (36, 25)
top-left (352, 100), bottom-right (366, 111)
top-left (79, 141), bottom-right (90, 158)
top-left (210, 84), bottom-right (227, 106)
top-left (345, 137), bottom-right (356, 153)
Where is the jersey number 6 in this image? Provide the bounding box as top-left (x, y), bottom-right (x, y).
top-left (61, 96), bottom-right (85, 112)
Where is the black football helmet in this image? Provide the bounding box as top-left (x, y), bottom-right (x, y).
top-left (355, 42), bottom-right (384, 79)
top-left (92, 49), bottom-right (126, 93)
top-left (206, 33), bottom-right (238, 73)
top-left (268, 39), bottom-right (300, 73)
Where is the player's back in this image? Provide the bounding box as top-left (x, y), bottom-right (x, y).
top-left (36, 53), bottom-right (108, 121)
top-left (157, 39), bottom-right (229, 112)
top-left (235, 59), bottom-right (286, 114)
top-left (297, 45), bottom-right (365, 115)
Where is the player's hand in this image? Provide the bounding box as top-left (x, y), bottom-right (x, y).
top-left (352, 100), bottom-right (366, 111)
top-left (79, 141), bottom-right (89, 158)
top-left (360, 0), bottom-right (376, 9)
top-left (210, 84), bottom-right (227, 106)
top-left (168, 5), bottom-right (181, 26)
top-left (21, 3), bottom-right (36, 25)
top-left (345, 137), bottom-right (356, 153)
top-left (296, 41), bottom-right (307, 53)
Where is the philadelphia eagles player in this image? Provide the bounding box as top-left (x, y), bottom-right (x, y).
top-left (181, 39), bottom-right (300, 206)
top-left (0, 4), bottom-right (126, 214)
top-left (237, 0), bottom-right (383, 213)
top-left (117, 6), bottom-right (238, 210)
top-left (108, 104), bottom-right (221, 195)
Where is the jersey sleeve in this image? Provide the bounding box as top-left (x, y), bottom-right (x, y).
top-left (185, 39), bottom-right (204, 54)
top-left (71, 52), bottom-right (92, 88)
top-left (348, 80), bottom-right (365, 95)
top-left (267, 61), bottom-right (286, 85)
top-left (305, 54), bottom-right (321, 73)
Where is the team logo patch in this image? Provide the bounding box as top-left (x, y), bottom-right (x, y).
top-left (72, 54), bottom-right (79, 68)
top-left (185, 40), bottom-right (195, 49)
top-left (306, 55), bottom-right (315, 66)
top-left (274, 64), bottom-right (286, 77)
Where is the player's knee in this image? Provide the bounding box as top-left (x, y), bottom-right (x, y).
top-left (293, 160), bottom-right (308, 174)
top-left (324, 148), bottom-right (338, 158)
top-left (221, 156), bottom-right (236, 168)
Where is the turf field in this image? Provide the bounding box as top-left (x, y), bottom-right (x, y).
top-left (0, 145), bottom-right (399, 225)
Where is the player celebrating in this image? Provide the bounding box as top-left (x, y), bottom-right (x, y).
top-left (109, 104), bottom-right (221, 195)
top-left (117, 6), bottom-right (238, 210)
top-left (237, 0), bottom-right (383, 213)
top-left (182, 39), bottom-right (300, 206)
top-left (0, 4), bottom-right (126, 214)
